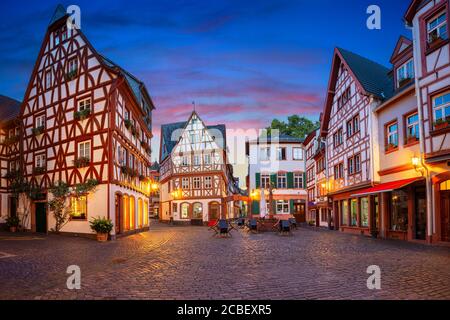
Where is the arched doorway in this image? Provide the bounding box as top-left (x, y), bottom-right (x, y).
top-left (129, 196), bottom-right (135, 230)
top-left (144, 200), bottom-right (149, 226)
top-left (115, 193), bottom-right (123, 234)
top-left (209, 202), bottom-right (220, 221)
top-left (192, 202), bottom-right (203, 225)
top-left (138, 198), bottom-right (143, 228)
top-left (123, 195), bottom-right (129, 231)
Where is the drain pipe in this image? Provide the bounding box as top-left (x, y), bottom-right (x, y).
top-left (407, 22), bottom-right (434, 242)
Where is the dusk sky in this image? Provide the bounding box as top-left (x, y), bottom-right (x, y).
top-left (0, 0), bottom-right (411, 166)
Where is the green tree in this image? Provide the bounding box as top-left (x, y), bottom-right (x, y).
top-left (267, 115), bottom-right (319, 139)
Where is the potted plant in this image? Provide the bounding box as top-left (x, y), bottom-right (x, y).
top-left (6, 215), bottom-right (20, 233)
top-left (89, 216), bottom-right (113, 242)
top-left (434, 118), bottom-right (449, 131)
top-left (385, 143), bottom-right (397, 151)
top-left (32, 126), bottom-right (45, 136)
top-left (74, 108), bottom-right (91, 121)
top-left (33, 166), bottom-right (46, 175)
top-left (124, 119), bottom-right (133, 130)
top-left (66, 69), bottom-right (78, 81)
top-left (398, 77), bottom-right (412, 87)
top-left (406, 134), bottom-right (418, 144)
top-left (428, 33), bottom-right (445, 50)
top-left (73, 157), bottom-right (91, 168)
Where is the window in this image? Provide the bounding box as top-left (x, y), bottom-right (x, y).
top-left (54, 30), bottom-right (60, 46)
top-left (68, 57), bottom-right (78, 74)
top-left (390, 190), bottom-right (408, 232)
top-left (293, 147), bottom-right (303, 160)
top-left (294, 173), bottom-right (303, 189)
top-left (192, 203), bottom-right (202, 219)
top-left (307, 167), bottom-right (314, 183)
top-left (341, 200), bottom-right (348, 225)
top-left (427, 11), bottom-right (448, 44)
top-left (124, 110), bottom-right (130, 121)
top-left (333, 127), bottom-right (343, 147)
top-left (182, 178), bottom-right (189, 189)
top-left (79, 98), bottom-right (91, 111)
top-left (172, 203), bottom-right (177, 213)
top-left (261, 174), bottom-right (270, 189)
top-left (337, 87), bottom-right (351, 109)
top-left (308, 188), bottom-right (315, 202)
top-left (347, 114), bottom-right (360, 137)
top-left (350, 199), bottom-right (357, 226)
top-left (276, 147), bottom-right (286, 160)
top-left (182, 155), bottom-right (189, 166)
top-left (405, 112), bottom-right (419, 142)
top-left (71, 196), bottom-right (87, 220)
top-left (193, 177), bottom-right (201, 189)
top-left (193, 155), bottom-right (201, 166)
top-left (316, 157), bottom-right (325, 173)
top-left (433, 91), bottom-right (450, 128)
top-left (78, 141), bottom-right (91, 160)
top-left (277, 173), bottom-right (287, 189)
top-left (205, 176), bottom-right (212, 189)
top-left (181, 203), bottom-right (189, 219)
top-left (397, 59), bottom-right (414, 87)
top-left (35, 114), bottom-right (45, 129)
top-left (204, 154), bottom-right (211, 165)
top-left (348, 154), bottom-right (361, 175)
top-left (45, 70), bottom-right (52, 89)
top-left (35, 154), bottom-right (46, 168)
top-left (276, 200), bottom-right (289, 214)
top-left (386, 122), bottom-right (398, 150)
top-left (334, 162), bottom-right (344, 179)
top-left (61, 26), bottom-right (67, 42)
top-left (361, 197), bottom-right (369, 227)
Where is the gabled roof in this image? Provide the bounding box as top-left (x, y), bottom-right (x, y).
top-left (160, 112), bottom-right (227, 162)
top-left (150, 161), bottom-right (160, 171)
top-left (337, 48), bottom-right (393, 100)
top-left (49, 4), bottom-right (68, 27)
top-left (0, 95), bottom-right (21, 124)
top-left (320, 47), bottom-right (394, 136)
top-left (390, 36), bottom-right (413, 64)
top-left (303, 129), bottom-right (318, 146)
top-left (404, 0), bottom-right (430, 24)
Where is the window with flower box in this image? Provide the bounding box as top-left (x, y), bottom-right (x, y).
top-left (432, 91), bottom-right (450, 130)
top-left (427, 11), bottom-right (448, 47)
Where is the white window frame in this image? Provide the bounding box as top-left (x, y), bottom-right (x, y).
top-left (293, 173), bottom-right (303, 189)
top-left (193, 177), bottom-right (201, 189)
top-left (78, 141), bottom-right (91, 160)
top-left (261, 174), bottom-right (270, 189)
top-left (182, 177), bottom-right (189, 189)
top-left (396, 59), bottom-right (414, 86)
top-left (427, 11), bottom-right (448, 43)
top-left (45, 70), bottom-right (52, 89)
top-left (277, 173), bottom-right (287, 189)
top-left (68, 57), bottom-right (78, 73)
top-left (204, 176), bottom-right (212, 189)
top-left (276, 147), bottom-right (286, 161)
top-left (181, 155), bottom-right (189, 167)
top-left (387, 122), bottom-right (399, 147)
top-left (35, 154), bottom-right (46, 168)
top-left (79, 98), bottom-right (91, 111)
top-left (260, 147), bottom-right (270, 161)
top-left (204, 153), bottom-right (211, 165)
top-left (276, 200), bottom-right (289, 214)
top-left (433, 91), bottom-right (450, 123)
top-left (293, 147), bottom-right (303, 160)
top-left (36, 114), bottom-right (45, 128)
top-left (193, 155), bottom-right (201, 166)
top-left (406, 113), bottom-right (419, 139)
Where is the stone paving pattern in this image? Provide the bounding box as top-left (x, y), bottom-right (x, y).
top-left (0, 222), bottom-right (449, 300)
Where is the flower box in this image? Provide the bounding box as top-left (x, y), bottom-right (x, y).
top-left (74, 108), bottom-right (91, 121)
top-left (73, 157), bottom-right (91, 168)
top-left (427, 34), bottom-right (446, 51)
top-left (385, 143), bottom-right (398, 152)
top-left (434, 119), bottom-right (450, 131)
top-left (124, 120), bottom-right (133, 130)
top-left (398, 77), bottom-right (412, 87)
top-left (406, 135), bottom-right (419, 144)
top-left (139, 174), bottom-right (146, 181)
top-left (32, 126), bottom-right (45, 136)
top-left (33, 166), bottom-right (46, 175)
top-left (65, 69), bottom-right (78, 81)
top-left (2, 135), bottom-right (19, 146)
top-left (3, 170), bottom-right (20, 180)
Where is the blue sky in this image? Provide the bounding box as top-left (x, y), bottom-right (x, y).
top-left (0, 0), bottom-right (411, 144)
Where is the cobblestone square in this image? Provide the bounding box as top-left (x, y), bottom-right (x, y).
top-left (0, 223), bottom-right (449, 300)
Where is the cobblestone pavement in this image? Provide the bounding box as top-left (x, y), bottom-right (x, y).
top-left (0, 222), bottom-right (449, 300)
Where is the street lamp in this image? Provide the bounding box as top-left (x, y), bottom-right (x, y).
top-left (411, 156), bottom-right (424, 176)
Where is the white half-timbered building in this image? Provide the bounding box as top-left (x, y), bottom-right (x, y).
top-left (1, 5), bottom-right (155, 238)
top-left (159, 111), bottom-right (241, 225)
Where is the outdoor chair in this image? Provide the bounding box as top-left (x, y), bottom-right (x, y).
top-left (217, 219), bottom-right (232, 237)
top-left (279, 220), bottom-right (292, 236)
top-left (289, 218), bottom-right (298, 230)
top-left (237, 218), bottom-right (245, 228)
top-left (246, 219), bottom-right (258, 233)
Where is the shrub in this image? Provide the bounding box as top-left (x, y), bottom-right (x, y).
top-left (89, 217), bottom-right (113, 234)
top-left (6, 215), bottom-right (20, 228)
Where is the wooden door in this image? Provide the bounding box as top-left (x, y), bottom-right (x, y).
top-left (441, 192), bottom-right (450, 242)
top-left (35, 203), bottom-right (47, 233)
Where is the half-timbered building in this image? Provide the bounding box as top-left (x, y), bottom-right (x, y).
top-left (3, 5), bottom-right (155, 237)
top-left (0, 95), bottom-right (21, 228)
top-left (159, 111), bottom-right (240, 225)
top-left (405, 0), bottom-right (450, 243)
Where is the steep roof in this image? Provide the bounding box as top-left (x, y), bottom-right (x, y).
top-left (337, 48), bottom-right (393, 100)
top-left (160, 118), bottom-right (227, 162)
top-left (49, 4), bottom-right (68, 27)
top-left (0, 95), bottom-right (21, 124)
top-left (150, 161), bottom-right (160, 171)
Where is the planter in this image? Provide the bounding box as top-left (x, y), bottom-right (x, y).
top-left (10, 226), bottom-right (17, 233)
top-left (406, 136), bottom-right (418, 144)
top-left (96, 232), bottom-right (108, 242)
top-left (434, 121), bottom-right (449, 131)
top-left (33, 167), bottom-right (46, 175)
top-left (32, 126), bottom-right (45, 136)
top-left (398, 77), bottom-right (412, 87)
top-left (65, 70), bottom-right (78, 81)
top-left (74, 108), bottom-right (91, 121)
top-left (74, 157), bottom-right (91, 168)
top-left (427, 36), bottom-right (446, 51)
top-left (385, 143), bottom-right (397, 152)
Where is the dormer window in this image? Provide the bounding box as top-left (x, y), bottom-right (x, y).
top-left (45, 69), bottom-right (52, 89)
top-left (66, 57), bottom-right (78, 80)
top-left (61, 26), bottom-right (68, 42)
top-left (396, 59), bottom-right (414, 87)
top-left (427, 12), bottom-right (448, 44)
top-left (54, 30), bottom-right (60, 46)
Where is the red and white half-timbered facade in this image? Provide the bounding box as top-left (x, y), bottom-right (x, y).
top-left (159, 111), bottom-right (241, 225)
top-left (2, 5), bottom-right (155, 237)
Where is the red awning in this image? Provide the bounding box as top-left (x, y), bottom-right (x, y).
top-left (351, 177), bottom-right (423, 197)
